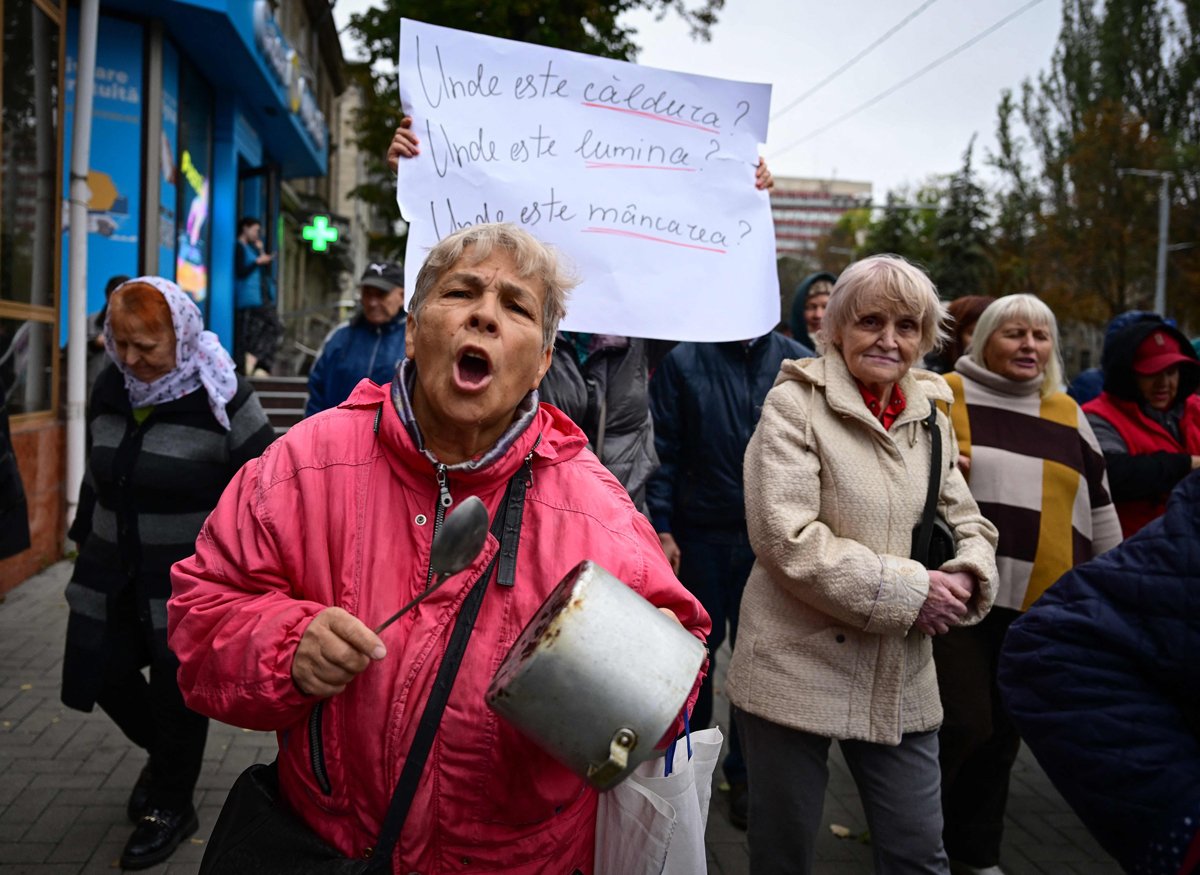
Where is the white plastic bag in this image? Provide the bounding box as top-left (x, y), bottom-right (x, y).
top-left (594, 724), bottom-right (724, 875)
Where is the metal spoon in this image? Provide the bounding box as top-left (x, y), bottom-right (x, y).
top-left (373, 495), bottom-right (490, 634)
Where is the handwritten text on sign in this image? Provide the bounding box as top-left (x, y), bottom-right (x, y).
top-left (397, 19), bottom-right (777, 342)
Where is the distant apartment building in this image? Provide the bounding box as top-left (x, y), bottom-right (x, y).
top-left (770, 176), bottom-right (873, 259)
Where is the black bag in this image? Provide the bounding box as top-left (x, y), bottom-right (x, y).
top-left (910, 407), bottom-right (957, 569)
top-left (200, 455), bottom-right (534, 874)
top-left (198, 762), bottom-right (371, 875)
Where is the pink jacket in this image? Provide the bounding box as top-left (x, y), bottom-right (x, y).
top-left (168, 381), bottom-right (709, 874)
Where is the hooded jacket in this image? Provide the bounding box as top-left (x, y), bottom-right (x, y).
top-left (788, 271), bottom-right (837, 350)
top-left (998, 470), bottom-right (1200, 875)
top-left (726, 353), bottom-right (998, 743)
top-left (1083, 319), bottom-right (1200, 536)
top-left (305, 312), bottom-right (408, 416)
top-left (168, 379), bottom-right (709, 874)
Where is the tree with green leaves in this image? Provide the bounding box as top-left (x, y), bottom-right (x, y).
top-left (930, 139), bottom-right (994, 299)
top-left (344, 0), bottom-right (724, 257)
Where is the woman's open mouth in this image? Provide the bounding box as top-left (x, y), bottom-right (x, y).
top-left (454, 348), bottom-right (493, 391)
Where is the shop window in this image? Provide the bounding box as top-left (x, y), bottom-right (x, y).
top-left (1, 0), bottom-right (60, 309)
top-left (174, 60), bottom-right (213, 314)
top-left (0, 317), bottom-right (54, 415)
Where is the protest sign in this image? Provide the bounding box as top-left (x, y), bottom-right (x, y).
top-left (397, 19), bottom-right (777, 342)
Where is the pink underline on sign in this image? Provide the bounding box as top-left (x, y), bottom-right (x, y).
top-left (580, 102), bottom-right (720, 134)
top-left (585, 162), bottom-right (699, 172)
top-left (581, 227), bottom-right (727, 254)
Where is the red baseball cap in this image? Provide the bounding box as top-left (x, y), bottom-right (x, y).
top-left (1132, 329), bottom-right (1195, 375)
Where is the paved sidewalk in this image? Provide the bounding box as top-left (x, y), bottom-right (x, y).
top-left (1, 561), bottom-right (1119, 874)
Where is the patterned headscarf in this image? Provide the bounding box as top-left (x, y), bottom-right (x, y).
top-left (104, 276), bottom-right (239, 430)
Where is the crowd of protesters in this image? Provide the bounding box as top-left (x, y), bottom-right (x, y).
top-left (46, 113), bottom-right (1200, 875)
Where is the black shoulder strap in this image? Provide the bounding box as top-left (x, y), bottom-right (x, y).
top-left (914, 406), bottom-right (942, 565)
top-left (370, 452), bottom-right (535, 865)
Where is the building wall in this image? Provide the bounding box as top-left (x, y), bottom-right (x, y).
top-left (0, 421), bottom-right (64, 592)
top-left (771, 176), bottom-right (873, 260)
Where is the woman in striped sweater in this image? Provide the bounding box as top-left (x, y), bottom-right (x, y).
top-left (62, 277), bottom-right (274, 869)
top-left (935, 293), bottom-right (1122, 875)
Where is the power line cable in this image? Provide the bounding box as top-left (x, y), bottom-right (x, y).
top-left (771, 0), bottom-right (941, 122)
top-left (770, 0), bottom-right (1048, 158)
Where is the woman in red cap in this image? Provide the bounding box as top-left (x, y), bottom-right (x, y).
top-left (1083, 317), bottom-right (1200, 536)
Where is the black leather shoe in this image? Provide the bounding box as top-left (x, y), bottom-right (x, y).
top-left (126, 764), bottom-right (152, 823)
top-left (120, 806), bottom-right (198, 870)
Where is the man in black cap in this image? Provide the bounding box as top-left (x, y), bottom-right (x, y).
top-left (305, 261), bottom-right (407, 416)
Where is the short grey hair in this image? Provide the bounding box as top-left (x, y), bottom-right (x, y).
top-left (968, 293), bottom-right (1065, 397)
top-left (818, 254), bottom-right (949, 358)
top-left (408, 223), bottom-right (577, 351)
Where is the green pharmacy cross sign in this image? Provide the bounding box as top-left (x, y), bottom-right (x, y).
top-left (303, 215), bottom-right (339, 252)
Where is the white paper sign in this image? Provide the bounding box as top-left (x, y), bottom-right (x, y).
top-left (397, 19), bottom-right (777, 342)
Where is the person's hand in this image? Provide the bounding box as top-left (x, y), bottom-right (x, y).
top-left (291, 607), bottom-right (386, 698)
top-left (256, 252), bottom-right (274, 265)
top-left (1191, 455), bottom-right (1200, 470)
top-left (913, 570), bottom-right (974, 636)
top-left (658, 532), bottom-right (682, 575)
top-left (658, 607), bottom-right (681, 625)
top-left (387, 117), bottom-right (421, 172)
top-left (957, 453), bottom-right (971, 476)
top-left (754, 157), bottom-right (774, 191)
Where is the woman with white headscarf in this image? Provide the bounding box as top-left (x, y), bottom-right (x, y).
top-left (61, 277), bottom-right (274, 870)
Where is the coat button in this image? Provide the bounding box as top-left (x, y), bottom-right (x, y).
top-left (361, 846), bottom-right (373, 858)
top-left (835, 634), bottom-right (846, 643)
top-left (415, 514), bottom-right (427, 526)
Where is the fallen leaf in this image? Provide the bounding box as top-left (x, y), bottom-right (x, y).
top-left (830, 823), bottom-right (851, 838)
top-left (20, 684), bottom-right (32, 691)
top-left (190, 838), bottom-right (204, 845)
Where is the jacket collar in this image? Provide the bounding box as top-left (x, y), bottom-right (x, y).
top-left (779, 351), bottom-right (952, 436)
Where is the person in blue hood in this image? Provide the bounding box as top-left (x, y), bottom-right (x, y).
top-left (306, 262), bottom-right (407, 417)
top-left (788, 271), bottom-right (837, 351)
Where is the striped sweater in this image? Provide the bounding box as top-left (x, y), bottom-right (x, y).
top-left (62, 364), bottom-right (275, 711)
top-left (945, 358), bottom-right (1122, 611)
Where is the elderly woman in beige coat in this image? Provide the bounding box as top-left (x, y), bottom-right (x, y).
top-left (726, 254), bottom-right (999, 875)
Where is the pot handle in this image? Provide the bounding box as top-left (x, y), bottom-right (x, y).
top-left (587, 727), bottom-right (638, 787)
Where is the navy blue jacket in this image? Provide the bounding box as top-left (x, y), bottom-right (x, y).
top-left (998, 470), bottom-right (1200, 874)
top-left (647, 333), bottom-right (812, 534)
top-left (305, 313), bottom-right (407, 417)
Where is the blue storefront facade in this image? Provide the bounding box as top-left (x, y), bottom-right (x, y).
top-left (59, 0), bottom-right (329, 351)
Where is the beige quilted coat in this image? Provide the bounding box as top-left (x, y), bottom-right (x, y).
top-left (726, 353), bottom-right (999, 745)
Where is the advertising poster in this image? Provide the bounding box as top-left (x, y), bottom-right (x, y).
top-left (159, 39), bottom-right (180, 281)
top-left (60, 11), bottom-right (144, 344)
top-left (175, 64), bottom-right (213, 305)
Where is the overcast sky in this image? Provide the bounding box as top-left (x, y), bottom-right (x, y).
top-left (331, 0), bottom-right (1065, 199)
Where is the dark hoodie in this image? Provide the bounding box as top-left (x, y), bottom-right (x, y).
top-left (789, 271), bottom-right (837, 351)
top-left (1083, 317), bottom-right (1200, 511)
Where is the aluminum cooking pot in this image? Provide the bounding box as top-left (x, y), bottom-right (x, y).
top-left (485, 560), bottom-right (706, 791)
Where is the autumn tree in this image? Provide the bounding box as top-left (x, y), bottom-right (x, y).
top-left (344, 0), bottom-right (724, 257)
top-left (991, 0), bottom-right (1198, 325)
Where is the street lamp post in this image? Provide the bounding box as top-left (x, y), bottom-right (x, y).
top-left (1118, 168), bottom-right (1173, 316)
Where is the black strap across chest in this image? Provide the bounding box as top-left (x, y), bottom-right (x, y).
top-left (369, 452), bottom-right (533, 864)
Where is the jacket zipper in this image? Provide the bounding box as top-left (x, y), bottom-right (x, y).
top-left (308, 701), bottom-right (332, 794)
top-left (424, 463), bottom-right (453, 590)
top-left (307, 464), bottom-right (452, 795)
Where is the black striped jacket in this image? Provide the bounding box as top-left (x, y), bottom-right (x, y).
top-left (62, 364), bottom-right (274, 711)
